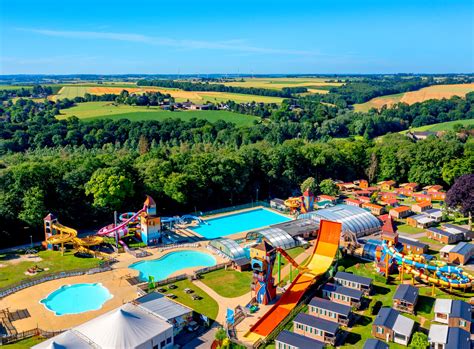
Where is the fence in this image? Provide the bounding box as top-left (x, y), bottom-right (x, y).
top-left (0, 328), bottom-right (64, 345)
top-left (191, 201), bottom-right (270, 218)
top-left (0, 264), bottom-right (112, 299)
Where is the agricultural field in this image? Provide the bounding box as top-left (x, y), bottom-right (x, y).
top-left (401, 118), bottom-right (474, 133)
top-left (354, 83), bottom-right (474, 111)
top-left (53, 85), bottom-right (283, 104)
top-left (212, 77), bottom-right (343, 90)
top-left (57, 101), bottom-right (259, 126)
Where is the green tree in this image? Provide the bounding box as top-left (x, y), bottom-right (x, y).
top-left (319, 179), bottom-right (339, 196)
top-left (410, 332), bottom-right (428, 349)
top-left (18, 186), bottom-right (47, 227)
top-left (215, 328), bottom-right (227, 347)
top-left (300, 177), bottom-right (317, 194)
top-left (85, 167), bottom-right (134, 210)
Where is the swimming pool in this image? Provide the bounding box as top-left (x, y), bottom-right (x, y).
top-left (129, 250), bottom-right (217, 281)
top-left (40, 283), bottom-right (112, 316)
top-left (191, 208), bottom-right (291, 239)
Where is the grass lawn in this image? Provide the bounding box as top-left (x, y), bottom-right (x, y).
top-left (0, 250), bottom-right (100, 289)
top-left (200, 269), bottom-right (252, 298)
top-left (57, 102), bottom-right (259, 126)
top-left (3, 336), bottom-right (45, 348)
top-left (396, 224), bottom-right (424, 234)
top-left (274, 246), bottom-right (307, 272)
top-left (157, 279), bottom-right (218, 320)
top-left (400, 118), bottom-right (474, 133)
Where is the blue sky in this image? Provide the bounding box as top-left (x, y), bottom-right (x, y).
top-left (1, 0), bottom-right (472, 74)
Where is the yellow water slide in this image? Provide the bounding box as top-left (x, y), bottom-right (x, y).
top-left (46, 223), bottom-right (105, 257)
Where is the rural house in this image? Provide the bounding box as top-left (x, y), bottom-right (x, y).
top-left (434, 299), bottom-right (471, 331)
top-left (389, 206), bottom-right (412, 220)
top-left (334, 271), bottom-right (372, 295)
top-left (428, 325), bottom-right (471, 349)
top-left (392, 284), bottom-right (418, 314)
top-left (308, 297), bottom-right (353, 326)
top-left (372, 307), bottom-right (414, 346)
top-left (275, 330), bottom-right (325, 349)
top-left (293, 313), bottom-right (342, 346)
top-left (322, 283), bottom-right (363, 309)
top-left (411, 202), bottom-right (432, 213)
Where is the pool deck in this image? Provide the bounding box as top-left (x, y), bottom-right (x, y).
top-left (0, 244), bottom-right (225, 332)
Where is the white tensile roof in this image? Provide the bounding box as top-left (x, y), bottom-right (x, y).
top-left (428, 324), bottom-right (449, 344)
top-left (434, 298), bottom-right (452, 314)
top-left (74, 303), bottom-right (172, 348)
top-left (32, 330), bottom-right (92, 348)
top-left (392, 314), bottom-right (414, 336)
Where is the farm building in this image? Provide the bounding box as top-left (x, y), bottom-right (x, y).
top-left (378, 180), bottom-right (396, 191)
top-left (362, 203), bottom-right (385, 216)
top-left (322, 283), bottom-right (363, 309)
top-left (434, 299), bottom-right (471, 331)
top-left (426, 227), bottom-right (463, 244)
top-left (334, 271), bottom-right (372, 295)
top-left (439, 242), bottom-right (474, 265)
top-left (345, 198), bottom-right (362, 207)
top-left (372, 307), bottom-right (414, 346)
top-left (299, 204), bottom-right (381, 237)
top-left (406, 214), bottom-right (436, 229)
top-left (275, 330), bottom-right (325, 349)
top-left (389, 206), bottom-right (412, 219)
top-left (443, 224), bottom-right (473, 240)
top-left (270, 198), bottom-right (286, 211)
top-left (428, 325), bottom-right (471, 349)
top-left (33, 303), bottom-right (174, 349)
top-left (293, 313), bottom-right (342, 346)
top-left (308, 297), bottom-right (353, 326)
top-left (392, 284), bottom-right (418, 314)
top-left (363, 339), bottom-right (389, 349)
top-left (411, 202), bottom-right (432, 213)
top-left (398, 236), bottom-right (428, 254)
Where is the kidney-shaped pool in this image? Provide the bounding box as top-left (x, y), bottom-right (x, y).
top-left (129, 250), bottom-right (217, 281)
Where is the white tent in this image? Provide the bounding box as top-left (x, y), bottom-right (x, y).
top-left (74, 303), bottom-right (173, 349)
top-left (32, 330), bottom-right (92, 349)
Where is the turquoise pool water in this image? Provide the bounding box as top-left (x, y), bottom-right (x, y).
top-left (129, 250), bottom-right (216, 281)
top-left (191, 208), bottom-right (291, 239)
top-left (40, 283), bottom-right (112, 316)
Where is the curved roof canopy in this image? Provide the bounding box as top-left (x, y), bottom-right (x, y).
top-left (246, 227), bottom-right (296, 250)
top-left (209, 238), bottom-right (246, 260)
top-left (299, 204), bottom-right (381, 237)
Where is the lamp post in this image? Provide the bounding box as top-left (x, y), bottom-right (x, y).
top-left (256, 188), bottom-right (259, 203)
top-left (30, 235), bottom-right (33, 248)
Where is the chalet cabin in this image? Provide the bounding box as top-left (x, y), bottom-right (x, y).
top-left (334, 271), bottom-right (372, 296)
top-left (322, 283), bottom-right (363, 309)
top-left (293, 313), bottom-right (341, 346)
top-left (434, 299), bottom-right (471, 332)
top-left (411, 202), bottom-right (432, 213)
top-left (275, 330), bottom-right (325, 349)
top-left (439, 242), bottom-right (474, 265)
top-left (362, 203), bottom-right (384, 216)
top-left (378, 180), bottom-right (396, 191)
top-left (308, 297), bottom-right (352, 326)
top-left (372, 307), bottom-right (414, 346)
top-left (398, 236), bottom-right (428, 254)
top-left (392, 284), bottom-right (418, 314)
top-left (406, 214), bottom-right (436, 229)
top-left (363, 339), bottom-right (389, 349)
top-left (345, 198), bottom-right (362, 207)
top-left (389, 206), bottom-right (411, 219)
top-left (428, 325), bottom-right (471, 349)
top-left (426, 227), bottom-right (463, 244)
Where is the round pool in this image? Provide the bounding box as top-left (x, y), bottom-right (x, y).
top-left (129, 250), bottom-right (217, 281)
top-left (40, 283), bottom-right (113, 316)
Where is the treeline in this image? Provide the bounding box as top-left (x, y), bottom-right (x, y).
top-left (0, 85), bottom-right (55, 101)
top-left (0, 134), bottom-right (471, 246)
top-left (73, 90), bottom-right (174, 106)
top-left (136, 79), bottom-right (306, 97)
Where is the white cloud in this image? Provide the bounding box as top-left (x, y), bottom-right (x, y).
top-left (18, 28), bottom-right (319, 56)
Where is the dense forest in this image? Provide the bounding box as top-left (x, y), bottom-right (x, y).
top-left (0, 79), bottom-right (473, 247)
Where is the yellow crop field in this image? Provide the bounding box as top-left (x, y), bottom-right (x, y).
top-left (212, 77), bottom-right (343, 90)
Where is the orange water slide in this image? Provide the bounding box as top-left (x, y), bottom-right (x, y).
top-left (245, 220), bottom-right (341, 341)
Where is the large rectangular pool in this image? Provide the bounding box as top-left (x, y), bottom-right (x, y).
top-left (191, 208), bottom-right (292, 239)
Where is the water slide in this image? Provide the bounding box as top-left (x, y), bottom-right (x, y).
top-left (96, 206), bottom-right (146, 238)
top-left (245, 220), bottom-right (341, 342)
top-left (382, 241), bottom-right (474, 289)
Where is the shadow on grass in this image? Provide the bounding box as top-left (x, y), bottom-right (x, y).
top-left (373, 284), bottom-right (391, 295)
top-left (357, 315), bottom-right (373, 326)
top-left (344, 332), bottom-right (362, 345)
top-left (416, 295), bottom-right (435, 315)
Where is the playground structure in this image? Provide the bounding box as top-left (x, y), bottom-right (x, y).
top-left (375, 231), bottom-right (474, 290)
top-left (250, 241), bottom-right (277, 305)
top-left (244, 220), bottom-right (341, 342)
top-left (284, 189), bottom-right (315, 214)
top-left (44, 196), bottom-right (163, 257)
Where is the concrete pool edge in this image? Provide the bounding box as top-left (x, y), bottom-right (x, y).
top-left (39, 282), bottom-right (114, 316)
